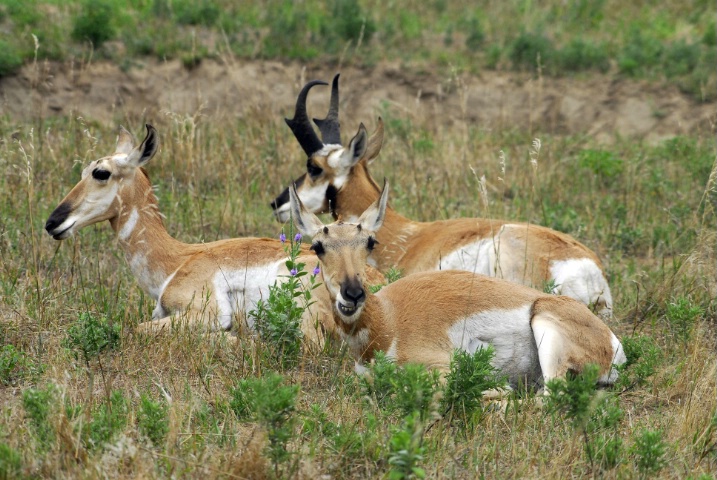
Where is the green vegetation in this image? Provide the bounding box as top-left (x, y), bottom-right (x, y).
top-left (0, 2), bottom-right (714, 477)
top-left (0, 0), bottom-right (714, 99)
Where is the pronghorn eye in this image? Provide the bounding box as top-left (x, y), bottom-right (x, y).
top-left (311, 241), bottom-right (325, 256)
top-left (367, 236), bottom-right (378, 251)
top-left (307, 160), bottom-right (323, 178)
top-left (92, 168), bottom-right (111, 181)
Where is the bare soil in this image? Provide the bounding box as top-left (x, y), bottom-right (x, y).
top-left (1, 58), bottom-right (715, 143)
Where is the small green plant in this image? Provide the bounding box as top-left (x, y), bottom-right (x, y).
top-left (87, 391), bottom-right (129, 449)
top-left (617, 335), bottom-right (661, 388)
top-left (0, 442), bottom-right (22, 480)
top-left (0, 344), bottom-right (30, 385)
top-left (509, 31), bottom-right (556, 72)
top-left (138, 394), bottom-right (169, 447)
top-left (665, 296), bottom-right (704, 344)
top-left (0, 40), bottom-right (23, 78)
top-left (387, 412), bottom-right (426, 480)
top-left (63, 312), bottom-right (121, 362)
top-left (546, 365), bottom-right (625, 469)
top-left (579, 149), bottom-right (624, 181)
top-left (71, 0), bottom-right (116, 47)
top-left (442, 347), bottom-right (503, 423)
top-left (173, 0), bottom-right (221, 26)
top-left (631, 428), bottom-right (669, 475)
top-left (22, 384), bottom-right (57, 448)
top-left (557, 38), bottom-right (610, 73)
top-left (249, 230), bottom-right (321, 369)
top-left (360, 352), bottom-right (441, 419)
top-left (230, 373), bottom-right (299, 475)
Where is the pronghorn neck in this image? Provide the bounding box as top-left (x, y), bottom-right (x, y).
top-left (107, 169), bottom-right (190, 299)
top-left (334, 163), bottom-right (416, 270)
top-left (334, 290), bottom-right (395, 363)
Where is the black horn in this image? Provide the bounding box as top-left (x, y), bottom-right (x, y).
top-left (285, 80), bottom-right (327, 157)
top-left (313, 73), bottom-right (341, 145)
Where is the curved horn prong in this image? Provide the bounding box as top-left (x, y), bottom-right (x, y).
top-left (313, 73), bottom-right (341, 145)
top-left (285, 80), bottom-right (327, 157)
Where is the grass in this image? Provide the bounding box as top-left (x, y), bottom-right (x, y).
top-left (0, 0), bottom-right (715, 100)
top-left (0, 5), bottom-right (715, 476)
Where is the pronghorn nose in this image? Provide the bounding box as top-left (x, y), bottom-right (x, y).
top-left (342, 284), bottom-right (365, 305)
top-left (45, 202), bottom-right (71, 233)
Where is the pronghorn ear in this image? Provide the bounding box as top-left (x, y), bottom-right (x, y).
top-left (334, 123), bottom-right (368, 169)
top-left (115, 126), bottom-right (135, 155)
top-left (364, 117), bottom-right (384, 165)
top-left (124, 124), bottom-right (159, 168)
top-left (290, 183), bottom-right (325, 237)
top-left (358, 179), bottom-right (389, 233)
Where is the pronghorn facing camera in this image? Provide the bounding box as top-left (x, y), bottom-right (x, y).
top-left (44, 124), bottom-right (337, 340)
top-left (289, 183), bottom-right (626, 391)
top-left (272, 75), bottom-right (614, 319)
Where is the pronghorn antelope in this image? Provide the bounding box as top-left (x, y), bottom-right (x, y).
top-left (289, 183), bottom-right (626, 390)
top-left (272, 75), bottom-right (614, 318)
top-left (44, 124), bottom-right (339, 340)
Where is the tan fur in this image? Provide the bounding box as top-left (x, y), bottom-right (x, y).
top-left (46, 126), bottom-right (350, 342)
top-left (291, 187), bottom-right (625, 389)
top-left (283, 117), bottom-right (611, 316)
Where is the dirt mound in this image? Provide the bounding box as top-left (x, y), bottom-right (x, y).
top-left (1, 58), bottom-right (714, 143)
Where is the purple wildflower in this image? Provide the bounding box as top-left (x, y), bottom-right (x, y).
top-left (279, 232), bottom-right (286, 243)
top-left (312, 266), bottom-right (320, 276)
top-left (290, 268), bottom-right (298, 276)
top-left (294, 233), bottom-right (302, 242)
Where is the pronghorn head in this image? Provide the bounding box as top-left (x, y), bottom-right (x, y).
top-left (271, 74), bottom-right (384, 222)
top-left (45, 124), bottom-right (159, 240)
top-left (290, 180), bottom-right (389, 322)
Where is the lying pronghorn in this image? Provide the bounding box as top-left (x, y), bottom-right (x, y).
top-left (44, 124), bottom-right (339, 340)
top-left (289, 182), bottom-right (626, 390)
top-left (272, 75), bottom-right (614, 318)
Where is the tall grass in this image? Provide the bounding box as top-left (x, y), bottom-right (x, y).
top-left (0, 72), bottom-right (714, 476)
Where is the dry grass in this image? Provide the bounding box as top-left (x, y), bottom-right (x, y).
top-left (0, 71), bottom-right (715, 478)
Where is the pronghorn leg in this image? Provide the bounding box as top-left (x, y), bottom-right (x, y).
top-left (136, 310), bottom-right (225, 334)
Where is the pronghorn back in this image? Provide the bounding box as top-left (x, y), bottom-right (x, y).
top-left (290, 181), bottom-right (626, 390)
top-left (273, 75), bottom-right (614, 318)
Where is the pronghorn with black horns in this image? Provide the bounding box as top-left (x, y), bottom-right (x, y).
top-left (45, 124), bottom-right (341, 340)
top-left (272, 75), bottom-right (614, 318)
top-left (289, 182), bottom-right (626, 390)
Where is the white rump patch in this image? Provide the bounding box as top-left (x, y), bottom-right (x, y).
top-left (550, 258), bottom-right (613, 317)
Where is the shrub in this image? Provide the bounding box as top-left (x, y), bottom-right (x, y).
top-left (0, 344), bottom-right (29, 385)
top-left (631, 428), bottom-right (669, 475)
top-left (230, 373), bottom-right (299, 473)
top-left (360, 352), bottom-right (441, 419)
top-left (87, 391), bottom-right (128, 449)
top-left (71, 0), bottom-right (116, 47)
top-left (665, 296), bottom-right (704, 344)
top-left (249, 231), bottom-right (320, 369)
top-left (509, 32), bottom-right (556, 72)
top-left (63, 312), bottom-right (121, 362)
top-left (138, 394), bottom-right (169, 447)
top-left (387, 412), bottom-right (426, 480)
top-left (0, 442), bottom-right (22, 480)
top-left (174, 0), bottom-right (220, 27)
top-left (442, 347), bottom-right (503, 423)
top-left (557, 38), bottom-right (610, 73)
top-left (331, 0), bottom-right (375, 45)
top-left (578, 149), bottom-right (624, 181)
top-left (618, 335), bottom-right (661, 388)
top-left (618, 28), bottom-right (663, 77)
top-left (0, 40), bottom-right (23, 78)
top-left (22, 384), bottom-right (57, 448)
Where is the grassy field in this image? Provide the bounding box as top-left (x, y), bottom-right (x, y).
top-left (1, 1), bottom-right (716, 479)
